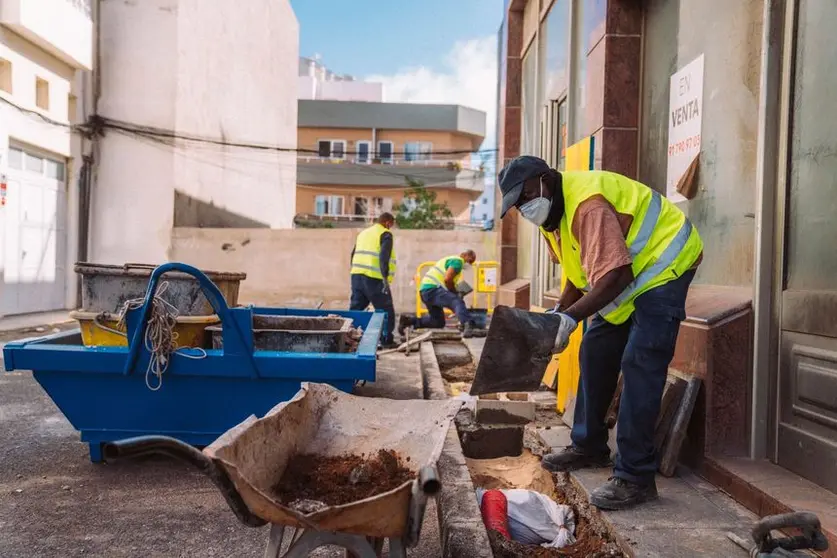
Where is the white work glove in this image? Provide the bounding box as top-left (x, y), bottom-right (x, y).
top-left (545, 303), bottom-right (560, 315)
top-left (552, 313), bottom-right (578, 354)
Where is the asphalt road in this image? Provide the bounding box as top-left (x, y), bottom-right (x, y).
top-left (0, 343), bottom-right (440, 558)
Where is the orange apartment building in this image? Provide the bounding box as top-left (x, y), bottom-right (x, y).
top-left (295, 100), bottom-right (487, 226)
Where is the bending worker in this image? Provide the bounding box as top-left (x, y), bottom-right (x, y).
top-left (497, 155), bottom-right (702, 510)
top-left (399, 250), bottom-right (478, 338)
top-left (350, 212), bottom-right (397, 348)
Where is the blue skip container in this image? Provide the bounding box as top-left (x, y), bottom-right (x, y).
top-left (2, 263), bottom-right (384, 462)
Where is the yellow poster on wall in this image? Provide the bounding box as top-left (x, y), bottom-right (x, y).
top-left (541, 135), bottom-right (595, 413)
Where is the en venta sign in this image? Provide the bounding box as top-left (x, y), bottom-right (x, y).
top-left (666, 54), bottom-right (704, 202)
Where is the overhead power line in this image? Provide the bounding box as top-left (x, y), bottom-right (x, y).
top-left (0, 95), bottom-right (73, 129)
top-left (85, 115), bottom-right (498, 157)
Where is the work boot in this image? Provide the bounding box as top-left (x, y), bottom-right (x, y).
top-left (589, 477), bottom-right (658, 510)
top-left (462, 321), bottom-right (476, 338)
top-left (541, 445), bottom-right (612, 472)
top-left (398, 315), bottom-right (415, 337)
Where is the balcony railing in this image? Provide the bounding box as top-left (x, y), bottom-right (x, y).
top-left (297, 154), bottom-right (480, 172)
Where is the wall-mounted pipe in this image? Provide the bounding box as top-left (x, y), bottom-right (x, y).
top-left (750, 0), bottom-right (787, 460)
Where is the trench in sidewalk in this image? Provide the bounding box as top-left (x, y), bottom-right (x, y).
top-left (431, 340), bottom-right (626, 558)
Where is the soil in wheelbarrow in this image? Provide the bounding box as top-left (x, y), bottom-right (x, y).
top-left (273, 449), bottom-right (413, 509)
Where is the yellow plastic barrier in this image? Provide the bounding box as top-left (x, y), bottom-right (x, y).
top-left (551, 134), bottom-right (595, 413)
top-left (414, 260), bottom-right (498, 318)
top-left (532, 284), bottom-right (584, 413)
top-left (554, 273), bottom-right (585, 414)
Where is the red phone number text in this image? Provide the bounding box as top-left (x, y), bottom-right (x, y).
top-left (668, 134), bottom-right (701, 156)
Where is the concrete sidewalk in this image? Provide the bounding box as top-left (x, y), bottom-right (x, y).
top-left (465, 336), bottom-right (756, 557)
top-left (0, 311), bottom-right (72, 333)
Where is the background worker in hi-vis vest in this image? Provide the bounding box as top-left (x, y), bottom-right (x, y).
top-left (349, 212), bottom-right (397, 348)
top-left (399, 250), bottom-right (478, 338)
top-left (497, 156), bottom-right (703, 511)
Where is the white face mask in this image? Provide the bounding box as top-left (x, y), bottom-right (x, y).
top-left (518, 176), bottom-right (552, 226)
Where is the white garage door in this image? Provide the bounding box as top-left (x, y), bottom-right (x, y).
top-left (2, 145), bottom-right (67, 315)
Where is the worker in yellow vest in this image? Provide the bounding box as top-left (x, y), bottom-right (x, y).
top-left (350, 213), bottom-right (397, 348)
top-left (398, 250), bottom-right (478, 338)
top-left (497, 155), bottom-right (703, 511)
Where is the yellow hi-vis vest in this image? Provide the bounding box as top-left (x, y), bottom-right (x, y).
top-left (539, 170), bottom-right (703, 325)
top-left (421, 256), bottom-right (464, 290)
top-left (351, 223), bottom-right (396, 283)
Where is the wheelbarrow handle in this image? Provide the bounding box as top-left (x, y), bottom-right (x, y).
top-left (103, 436), bottom-right (266, 528)
top-left (418, 465), bottom-right (441, 496)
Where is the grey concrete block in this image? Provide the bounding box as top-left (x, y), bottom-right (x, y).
top-left (458, 420), bottom-right (524, 459)
top-left (475, 399), bottom-right (535, 425)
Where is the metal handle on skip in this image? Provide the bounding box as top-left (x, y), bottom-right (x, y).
top-left (123, 262), bottom-right (257, 376)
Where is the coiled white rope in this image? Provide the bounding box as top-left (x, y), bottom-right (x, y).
top-left (102, 281), bottom-right (207, 391)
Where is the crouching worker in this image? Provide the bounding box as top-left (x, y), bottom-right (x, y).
top-left (399, 250), bottom-right (478, 338)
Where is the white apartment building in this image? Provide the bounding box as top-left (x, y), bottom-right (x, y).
top-left (91, 0), bottom-right (300, 266)
top-left (298, 56), bottom-right (383, 102)
top-left (0, 0), bottom-right (93, 317)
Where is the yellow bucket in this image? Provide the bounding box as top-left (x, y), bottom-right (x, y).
top-left (69, 310), bottom-right (220, 348)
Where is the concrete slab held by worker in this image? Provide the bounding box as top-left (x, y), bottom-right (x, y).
top-left (497, 156), bottom-right (703, 511)
top-left (349, 212), bottom-right (397, 348)
top-left (399, 250), bottom-right (479, 338)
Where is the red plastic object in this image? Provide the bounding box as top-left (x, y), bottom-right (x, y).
top-left (480, 489), bottom-right (511, 538)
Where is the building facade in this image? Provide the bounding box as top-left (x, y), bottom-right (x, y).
top-left (0, 0), bottom-right (93, 317)
top-left (497, 0), bottom-right (837, 532)
top-left (298, 56), bottom-right (383, 103)
top-left (296, 99), bottom-right (487, 226)
top-left (90, 0), bottom-right (299, 266)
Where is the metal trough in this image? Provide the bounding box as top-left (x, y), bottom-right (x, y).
top-left (2, 263), bottom-right (384, 463)
top-left (207, 315), bottom-right (354, 353)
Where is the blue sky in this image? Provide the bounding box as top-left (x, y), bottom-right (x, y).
top-left (290, 0), bottom-right (504, 209)
top-left (290, 0), bottom-right (505, 77)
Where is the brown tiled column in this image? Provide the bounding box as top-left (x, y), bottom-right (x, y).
top-left (585, 0), bottom-right (643, 178)
top-left (497, 5), bottom-right (524, 285)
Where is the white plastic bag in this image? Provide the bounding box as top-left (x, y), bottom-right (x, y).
top-left (477, 488), bottom-right (576, 548)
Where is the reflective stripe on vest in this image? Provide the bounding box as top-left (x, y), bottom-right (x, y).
top-left (350, 224), bottom-right (396, 282)
top-left (421, 256), bottom-right (463, 289)
top-left (629, 190), bottom-right (661, 257)
top-left (540, 171), bottom-right (702, 325)
top-left (599, 219), bottom-right (692, 316)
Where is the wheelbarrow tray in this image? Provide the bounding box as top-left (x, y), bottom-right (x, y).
top-left (203, 383), bottom-right (463, 539)
top-left (3, 306), bottom-right (384, 463)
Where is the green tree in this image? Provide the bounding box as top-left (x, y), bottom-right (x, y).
top-left (395, 178), bottom-right (453, 229)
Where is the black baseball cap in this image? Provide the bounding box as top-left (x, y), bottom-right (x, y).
top-left (497, 156), bottom-right (550, 217)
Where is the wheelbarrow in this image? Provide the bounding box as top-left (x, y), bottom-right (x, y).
top-left (104, 383), bottom-right (463, 557)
